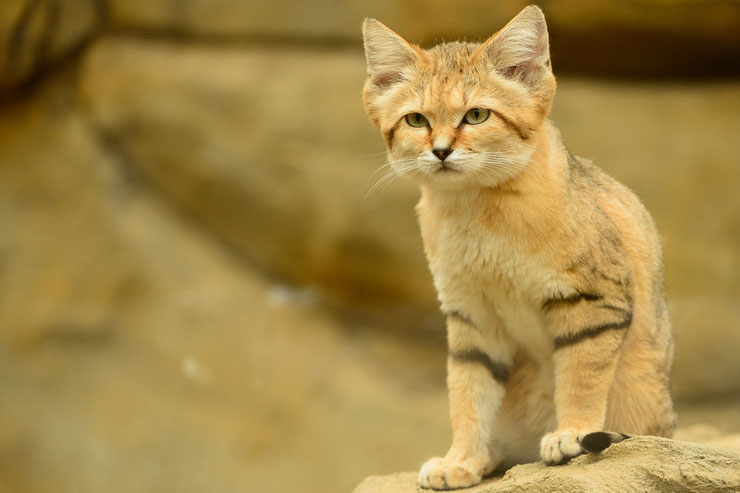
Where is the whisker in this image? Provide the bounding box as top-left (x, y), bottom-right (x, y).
top-left (356, 150), bottom-right (392, 157)
top-left (363, 152), bottom-right (541, 203)
top-left (364, 161), bottom-right (419, 201)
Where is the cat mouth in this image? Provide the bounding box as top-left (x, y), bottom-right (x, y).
top-left (435, 164), bottom-right (460, 174)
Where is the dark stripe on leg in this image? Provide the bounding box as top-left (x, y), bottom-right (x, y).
top-left (449, 349), bottom-right (509, 384)
top-left (542, 292), bottom-right (603, 312)
top-left (597, 304), bottom-right (630, 314)
top-left (554, 312), bottom-right (633, 349)
top-left (445, 310), bottom-right (476, 328)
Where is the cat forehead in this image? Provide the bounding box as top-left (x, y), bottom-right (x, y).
top-left (413, 41), bottom-right (491, 86)
top-left (426, 41), bottom-right (480, 65)
top-left (407, 43), bottom-right (496, 108)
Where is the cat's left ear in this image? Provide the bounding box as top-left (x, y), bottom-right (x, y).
top-left (362, 18), bottom-right (421, 88)
top-left (478, 6), bottom-right (552, 89)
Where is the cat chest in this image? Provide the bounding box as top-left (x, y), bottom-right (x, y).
top-left (428, 226), bottom-right (553, 298)
top-left (425, 224), bottom-right (559, 355)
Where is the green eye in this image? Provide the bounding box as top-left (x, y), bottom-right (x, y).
top-left (405, 113), bottom-right (429, 128)
top-left (463, 108), bottom-right (490, 125)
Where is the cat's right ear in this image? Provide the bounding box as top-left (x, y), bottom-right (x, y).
top-left (362, 18), bottom-right (420, 88)
top-left (477, 6), bottom-right (552, 90)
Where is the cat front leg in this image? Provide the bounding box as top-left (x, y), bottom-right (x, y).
top-left (418, 312), bottom-right (513, 490)
top-left (540, 293), bottom-right (632, 465)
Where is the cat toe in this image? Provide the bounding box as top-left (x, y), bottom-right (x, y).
top-left (540, 429), bottom-right (586, 465)
top-left (418, 456), bottom-right (485, 490)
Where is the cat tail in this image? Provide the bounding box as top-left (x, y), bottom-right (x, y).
top-left (580, 431), bottom-right (631, 453)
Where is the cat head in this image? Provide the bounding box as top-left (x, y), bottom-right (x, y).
top-left (362, 6), bottom-right (556, 189)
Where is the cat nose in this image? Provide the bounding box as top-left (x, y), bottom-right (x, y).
top-left (432, 148), bottom-right (452, 161)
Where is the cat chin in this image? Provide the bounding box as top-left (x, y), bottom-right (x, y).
top-left (410, 172), bottom-right (508, 190)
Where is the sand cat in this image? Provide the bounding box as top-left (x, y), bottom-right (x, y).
top-left (361, 5), bottom-right (676, 490)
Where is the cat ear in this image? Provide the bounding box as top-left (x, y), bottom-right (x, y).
top-left (479, 6), bottom-right (551, 87)
top-left (362, 18), bottom-right (420, 88)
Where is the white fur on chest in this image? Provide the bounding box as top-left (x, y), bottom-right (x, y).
top-left (425, 218), bottom-right (558, 359)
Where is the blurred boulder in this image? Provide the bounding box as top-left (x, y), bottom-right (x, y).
top-left (106, 0), bottom-right (521, 39)
top-left (675, 424), bottom-right (740, 450)
top-left (0, 0), bottom-right (104, 94)
top-left (106, 0), bottom-right (740, 77)
top-left (79, 38), bottom-right (438, 316)
top-left (0, 73), bottom-right (449, 493)
top-left (0, 69), bottom-right (143, 346)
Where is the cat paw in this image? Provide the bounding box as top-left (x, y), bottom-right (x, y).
top-left (417, 456), bottom-right (487, 490)
top-left (539, 429), bottom-right (587, 465)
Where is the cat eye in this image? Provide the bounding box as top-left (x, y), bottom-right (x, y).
top-left (405, 113), bottom-right (429, 128)
top-left (463, 108), bottom-right (490, 125)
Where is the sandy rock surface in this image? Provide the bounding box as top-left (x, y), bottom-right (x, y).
top-left (354, 436), bottom-right (740, 493)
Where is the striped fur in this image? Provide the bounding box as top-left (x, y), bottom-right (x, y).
top-left (449, 348), bottom-right (510, 384)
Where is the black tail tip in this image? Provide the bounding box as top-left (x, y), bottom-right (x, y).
top-left (581, 431), bottom-right (630, 453)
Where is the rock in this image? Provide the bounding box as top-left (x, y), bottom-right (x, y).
top-left (0, 0), bottom-right (104, 94)
top-left (674, 424), bottom-right (740, 451)
top-left (0, 68), bottom-right (450, 493)
top-left (353, 436), bottom-right (740, 493)
top-left (0, 68), bottom-right (144, 347)
top-left (79, 37), bottom-right (438, 318)
top-left (106, 0), bottom-right (740, 77)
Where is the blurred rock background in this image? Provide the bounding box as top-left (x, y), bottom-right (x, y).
top-left (0, 1), bottom-right (739, 492)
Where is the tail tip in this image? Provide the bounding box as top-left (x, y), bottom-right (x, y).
top-left (581, 431), bottom-right (629, 453)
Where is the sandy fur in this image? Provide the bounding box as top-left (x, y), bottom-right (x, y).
top-left (362, 6), bottom-right (675, 490)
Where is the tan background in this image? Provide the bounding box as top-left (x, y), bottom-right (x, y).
top-left (0, 1), bottom-right (739, 492)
